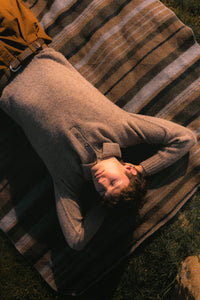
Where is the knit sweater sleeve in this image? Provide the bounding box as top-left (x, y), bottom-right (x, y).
top-left (127, 114), bottom-right (197, 176)
top-left (55, 187), bottom-right (106, 251)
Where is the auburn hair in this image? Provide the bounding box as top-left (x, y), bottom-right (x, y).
top-left (101, 171), bottom-right (147, 211)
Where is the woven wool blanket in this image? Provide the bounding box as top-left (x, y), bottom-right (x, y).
top-left (0, 0), bottom-right (199, 295)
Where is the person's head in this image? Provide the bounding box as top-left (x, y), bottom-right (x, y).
top-left (91, 157), bottom-right (146, 209)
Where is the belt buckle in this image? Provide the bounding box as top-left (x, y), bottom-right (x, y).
top-left (9, 59), bottom-right (22, 73)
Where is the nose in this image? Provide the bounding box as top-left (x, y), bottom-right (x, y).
top-left (97, 178), bottom-right (113, 198)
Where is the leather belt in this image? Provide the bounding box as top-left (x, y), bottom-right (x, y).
top-left (0, 38), bottom-right (48, 94)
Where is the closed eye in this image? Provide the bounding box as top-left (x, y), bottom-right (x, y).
top-left (111, 179), bottom-right (117, 186)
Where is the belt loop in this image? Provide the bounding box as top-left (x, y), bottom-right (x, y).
top-left (29, 38), bottom-right (46, 52)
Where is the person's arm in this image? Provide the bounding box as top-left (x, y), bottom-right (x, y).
top-left (128, 114), bottom-right (197, 176)
top-left (55, 188), bottom-right (106, 251)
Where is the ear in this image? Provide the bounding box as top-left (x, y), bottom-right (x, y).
top-left (123, 163), bottom-right (138, 176)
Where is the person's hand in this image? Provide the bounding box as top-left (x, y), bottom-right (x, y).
top-left (134, 164), bottom-right (144, 175)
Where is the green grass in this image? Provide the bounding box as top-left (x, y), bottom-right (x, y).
top-left (0, 1), bottom-right (200, 299)
top-left (162, 0), bottom-right (200, 43)
top-left (113, 192), bottom-right (200, 300)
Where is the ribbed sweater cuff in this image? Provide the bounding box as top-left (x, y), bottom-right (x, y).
top-left (140, 157), bottom-right (168, 177)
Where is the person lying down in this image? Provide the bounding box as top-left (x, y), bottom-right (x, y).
top-left (0, 0), bottom-right (197, 250)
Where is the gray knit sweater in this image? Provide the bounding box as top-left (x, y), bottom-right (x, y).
top-left (0, 48), bottom-right (197, 250)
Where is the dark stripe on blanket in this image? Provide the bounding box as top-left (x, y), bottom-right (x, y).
top-left (116, 36), bottom-right (195, 107)
top-left (17, 211), bottom-right (59, 263)
top-left (183, 112), bottom-right (200, 127)
top-left (0, 160), bottom-right (50, 218)
top-left (104, 25), bottom-right (185, 96)
top-left (95, 15), bottom-right (179, 90)
top-left (25, 0), bottom-right (51, 20)
top-left (36, 1), bottom-right (56, 22)
top-left (139, 58), bottom-right (200, 116)
top-left (60, 0), bottom-right (133, 59)
top-left (7, 177), bottom-right (53, 234)
top-left (140, 168), bottom-right (200, 225)
top-left (27, 0), bottom-right (39, 10)
top-left (172, 97), bottom-right (200, 125)
top-left (45, 0), bottom-right (93, 37)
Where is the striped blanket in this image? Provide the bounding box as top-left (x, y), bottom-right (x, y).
top-left (0, 0), bottom-right (199, 295)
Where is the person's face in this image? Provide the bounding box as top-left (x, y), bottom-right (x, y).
top-left (91, 157), bottom-right (137, 198)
